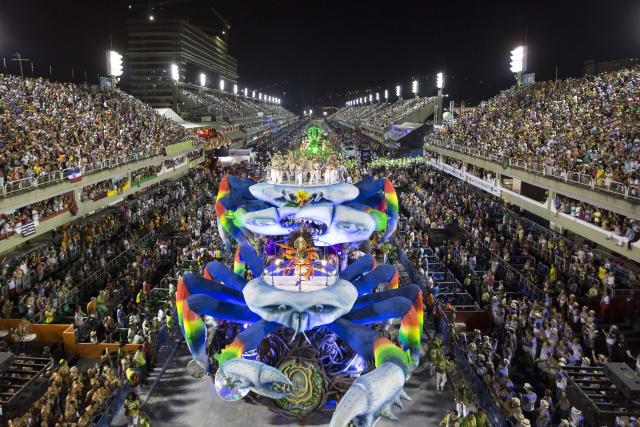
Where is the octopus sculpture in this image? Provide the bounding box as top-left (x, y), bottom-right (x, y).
top-left (177, 161), bottom-right (423, 426)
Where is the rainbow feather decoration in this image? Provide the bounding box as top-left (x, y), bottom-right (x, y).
top-left (176, 276), bottom-right (208, 371)
top-left (398, 306), bottom-right (421, 358)
top-left (373, 337), bottom-right (412, 372)
top-left (215, 339), bottom-right (245, 366)
top-left (381, 179), bottom-right (398, 241)
top-left (233, 245), bottom-right (246, 277)
top-left (389, 268), bottom-right (399, 289)
top-left (414, 289), bottom-right (424, 333)
top-left (215, 176), bottom-right (245, 248)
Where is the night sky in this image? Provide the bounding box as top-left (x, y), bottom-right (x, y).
top-left (0, 0), bottom-right (638, 112)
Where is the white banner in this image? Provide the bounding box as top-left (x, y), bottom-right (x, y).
top-left (428, 160), bottom-right (501, 196)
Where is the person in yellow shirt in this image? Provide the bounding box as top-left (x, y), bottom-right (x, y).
top-left (86, 297), bottom-right (97, 318)
top-left (44, 305), bottom-right (55, 324)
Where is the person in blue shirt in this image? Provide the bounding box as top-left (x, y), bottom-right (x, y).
top-left (520, 383), bottom-right (537, 418)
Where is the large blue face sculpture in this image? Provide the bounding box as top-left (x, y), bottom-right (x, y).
top-left (177, 149), bottom-right (421, 427)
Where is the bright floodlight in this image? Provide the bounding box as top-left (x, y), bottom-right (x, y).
top-left (510, 46), bottom-right (526, 73)
top-left (323, 111), bottom-right (328, 116)
top-left (376, 92), bottom-right (380, 101)
top-left (170, 63), bottom-right (179, 82)
top-left (243, 88), bottom-right (248, 97)
top-left (436, 72), bottom-right (444, 89)
top-left (304, 110), bottom-right (307, 115)
top-left (384, 89), bottom-right (389, 100)
top-left (309, 109), bottom-right (313, 115)
top-left (412, 80), bottom-right (418, 94)
top-left (233, 84), bottom-right (238, 94)
top-left (219, 78), bottom-right (225, 91)
top-left (395, 85), bottom-right (401, 97)
top-left (149, 15), bottom-right (154, 21)
top-left (107, 50), bottom-right (123, 77)
top-left (199, 73), bottom-right (206, 87)
top-left (259, 93), bottom-right (263, 100)
top-left (369, 94), bottom-right (372, 102)
top-left (252, 90), bottom-right (256, 98)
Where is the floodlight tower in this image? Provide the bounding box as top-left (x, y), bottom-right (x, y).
top-left (106, 50), bottom-right (123, 86)
top-left (509, 46), bottom-right (527, 85)
top-left (411, 80), bottom-right (418, 97)
top-left (395, 85), bottom-right (401, 100)
top-left (384, 89), bottom-right (389, 103)
top-left (436, 72), bottom-right (444, 97)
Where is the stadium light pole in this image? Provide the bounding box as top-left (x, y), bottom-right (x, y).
top-left (384, 89), bottom-right (389, 102)
top-left (106, 50), bottom-right (123, 86)
top-left (199, 73), bottom-right (206, 87)
top-left (509, 45), bottom-right (527, 85)
top-left (436, 72), bottom-right (444, 96)
top-left (412, 80), bottom-right (418, 97)
top-left (395, 85), bottom-right (401, 100)
top-left (170, 63), bottom-right (179, 82)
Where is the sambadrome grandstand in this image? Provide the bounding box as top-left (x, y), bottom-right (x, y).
top-left (0, 2), bottom-right (639, 427)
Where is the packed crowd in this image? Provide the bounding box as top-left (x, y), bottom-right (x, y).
top-left (332, 96), bottom-right (435, 130)
top-left (553, 195), bottom-right (637, 248)
top-left (371, 159), bottom-right (639, 426)
top-left (131, 165), bottom-right (163, 184)
top-left (8, 360), bottom-right (123, 427)
top-left (80, 177), bottom-right (129, 202)
top-left (5, 166), bottom-right (223, 426)
top-left (363, 96), bottom-right (435, 130)
top-left (179, 88), bottom-right (294, 122)
top-left (1, 193), bottom-right (74, 238)
top-left (398, 171), bottom-right (636, 298)
top-left (433, 67), bottom-right (640, 191)
top-left (0, 75), bottom-right (201, 186)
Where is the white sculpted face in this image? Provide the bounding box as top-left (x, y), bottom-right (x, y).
top-left (235, 204), bottom-right (377, 246)
top-left (243, 277), bottom-right (358, 333)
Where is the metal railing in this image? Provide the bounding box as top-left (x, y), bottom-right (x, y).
top-left (1, 145), bottom-right (204, 198)
top-left (426, 138), bottom-right (640, 203)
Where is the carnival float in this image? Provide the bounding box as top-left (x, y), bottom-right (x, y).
top-left (176, 125), bottom-right (423, 426)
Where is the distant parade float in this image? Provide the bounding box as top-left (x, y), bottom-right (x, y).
top-left (176, 126), bottom-right (423, 426)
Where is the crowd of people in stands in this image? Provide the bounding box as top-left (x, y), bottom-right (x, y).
top-left (1, 193), bottom-right (74, 238)
top-left (8, 360), bottom-right (123, 427)
top-left (4, 165), bottom-right (225, 425)
top-left (179, 88), bottom-right (294, 122)
top-left (364, 96), bottom-right (435, 130)
top-left (0, 75), bottom-right (200, 187)
top-left (80, 177), bottom-right (129, 202)
top-left (433, 66), bottom-right (640, 194)
top-left (331, 96), bottom-right (434, 130)
top-left (372, 158), bottom-right (639, 427)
